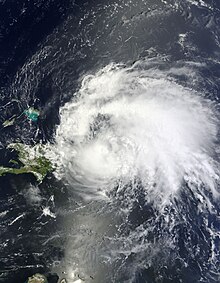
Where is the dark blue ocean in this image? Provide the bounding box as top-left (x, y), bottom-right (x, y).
top-left (0, 1), bottom-right (220, 282)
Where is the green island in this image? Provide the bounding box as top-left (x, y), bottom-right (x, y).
top-left (0, 143), bottom-right (53, 182)
top-left (26, 273), bottom-right (48, 283)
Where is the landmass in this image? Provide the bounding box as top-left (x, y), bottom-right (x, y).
top-left (0, 143), bottom-right (53, 182)
top-left (26, 273), bottom-right (48, 283)
top-left (2, 107), bottom-right (40, 129)
top-left (2, 116), bottom-right (16, 128)
top-left (25, 273), bottom-right (67, 283)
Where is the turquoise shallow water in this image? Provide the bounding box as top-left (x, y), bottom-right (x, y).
top-left (0, 0), bottom-right (220, 282)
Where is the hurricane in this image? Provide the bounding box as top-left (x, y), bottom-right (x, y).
top-left (1, 0), bottom-right (220, 282)
top-left (49, 60), bottom-right (220, 282)
top-left (54, 60), bottom-right (219, 202)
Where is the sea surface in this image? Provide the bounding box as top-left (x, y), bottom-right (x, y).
top-left (0, 0), bottom-right (220, 282)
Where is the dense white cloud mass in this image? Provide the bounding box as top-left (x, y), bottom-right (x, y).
top-left (54, 61), bottom-right (219, 205)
